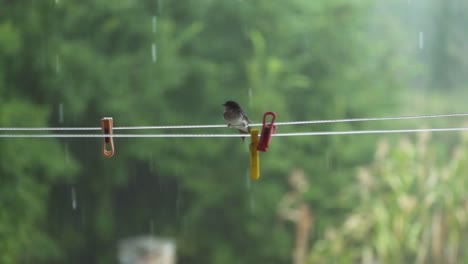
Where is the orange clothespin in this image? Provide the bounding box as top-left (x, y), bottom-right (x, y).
top-left (250, 129), bottom-right (260, 180)
top-left (257, 112), bottom-right (277, 152)
top-left (101, 117), bottom-right (114, 158)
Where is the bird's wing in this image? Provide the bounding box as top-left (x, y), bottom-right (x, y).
top-left (242, 111), bottom-right (253, 124)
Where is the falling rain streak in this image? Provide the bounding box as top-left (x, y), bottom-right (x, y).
top-left (250, 195), bottom-right (256, 213)
top-left (152, 16), bottom-right (157, 34)
top-left (248, 87), bottom-right (253, 108)
top-left (150, 219), bottom-right (154, 235)
top-left (149, 154), bottom-right (154, 172)
top-left (245, 171), bottom-right (256, 213)
top-left (64, 142), bottom-right (70, 164)
top-left (55, 55), bottom-right (61, 74)
top-left (418, 31), bottom-right (424, 50)
top-left (71, 187), bottom-right (77, 210)
top-left (58, 103), bottom-right (64, 124)
top-left (176, 185), bottom-right (182, 219)
top-left (151, 43), bottom-right (157, 62)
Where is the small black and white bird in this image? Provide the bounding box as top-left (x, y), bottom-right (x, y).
top-left (223, 100), bottom-right (252, 141)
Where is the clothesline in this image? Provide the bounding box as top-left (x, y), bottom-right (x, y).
top-left (0, 127), bottom-right (467, 138)
top-left (1, 112), bottom-right (467, 138)
top-left (0, 112), bottom-right (467, 131)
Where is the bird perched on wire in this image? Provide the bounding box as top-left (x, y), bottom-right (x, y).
top-left (223, 100), bottom-right (252, 141)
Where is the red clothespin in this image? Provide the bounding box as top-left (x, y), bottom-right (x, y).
top-left (101, 117), bottom-right (114, 158)
top-left (257, 112), bottom-right (277, 152)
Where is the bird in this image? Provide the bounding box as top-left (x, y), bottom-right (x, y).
top-left (223, 100), bottom-right (252, 141)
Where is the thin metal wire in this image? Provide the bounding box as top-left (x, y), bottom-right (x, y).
top-left (115, 112), bottom-right (468, 129)
top-left (0, 134), bottom-right (242, 138)
top-left (0, 112), bottom-right (467, 131)
top-left (114, 124), bottom-right (228, 130)
top-left (0, 127), bottom-right (101, 131)
top-left (273, 127), bottom-right (468, 136)
top-left (273, 112), bottom-right (468, 126)
top-left (1, 127), bottom-right (467, 138)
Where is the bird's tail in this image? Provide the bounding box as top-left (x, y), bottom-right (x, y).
top-left (238, 129), bottom-right (249, 142)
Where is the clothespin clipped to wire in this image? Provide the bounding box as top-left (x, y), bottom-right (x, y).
top-left (257, 112), bottom-right (277, 152)
top-left (101, 117), bottom-right (114, 158)
top-left (250, 129), bottom-right (260, 180)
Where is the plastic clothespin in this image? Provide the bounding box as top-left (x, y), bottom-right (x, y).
top-left (250, 129), bottom-right (260, 180)
top-left (101, 117), bottom-right (114, 158)
top-left (257, 112), bottom-right (277, 152)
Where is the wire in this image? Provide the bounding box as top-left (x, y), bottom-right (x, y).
top-left (115, 125), bottom-right (228, 130)
top-left (0, 112), bottom-right (467, 131)
top-left (0, 127), bottom-right (467, 138)
top-left (273, 127), bottom-right (468, 137)
top-left (272, 112), bottom-right (468, 126)
top-left (0, 127), bottom-right (101, 131)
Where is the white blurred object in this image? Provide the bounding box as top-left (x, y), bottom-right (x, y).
top-left (119, 236), bottom-right (176, 264)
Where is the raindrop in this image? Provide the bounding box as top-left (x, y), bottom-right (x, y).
top-left (58, 102), bottom-right (64, 124)
top-left (242, 26), bottom-right (250, 41)
top-left (151, 43), bottom-right (157, 62)
top-left (152, 15), bottom-right (157, 34)
top-left (248, 87), bottom-right (253, 108)
top-left (64, 142), bottom-right (69, 164)
top-left (176, 184), bottom-right (182, 219)
top-left (81, 206), bottom-right (86, 225)
top-left (325, 150), bottom-right (331, 169)
top-left (418, 31), bottom-right (424, 50)
top-left (158, 0), bottom-right (162, 13)
top-left (149, 154), bottom-right (154, 172)
top-left (250, 195), bottom-right (256, 213)
top-left (303, 35), bottom-right (311, 47)
top-left (55, 55), bottom-right (61, 74)
top-left (179, 215), bottom-right (188, 234)
top-left (150, 219), bottom-right (154, 235)
top-left (71, 187), bottom-right (77, 210)
top-left (246, 171), bottom-right (256, 213)
top-left (55, 0), bottom-right (59, 4)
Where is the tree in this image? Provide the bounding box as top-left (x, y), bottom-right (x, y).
top-left (0, 0), bottom-right (404, 263)
top-left (0, 1), bottom-right (78, 262)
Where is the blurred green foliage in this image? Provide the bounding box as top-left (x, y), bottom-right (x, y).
top-left (430, 0), bottom-right (468, 91)
top-left (3, 0), bottom-right (465, 263)
top-left (310, 132), bottom-right (468, 263)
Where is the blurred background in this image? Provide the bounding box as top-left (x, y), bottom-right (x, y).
top-left (1, 0), bottom-right (467, 263)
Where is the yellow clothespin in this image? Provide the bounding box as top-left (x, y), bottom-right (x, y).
top-left (101, 117), bottom-right (114, 158)
top-left (250, 129), bottom-right (260, 180)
